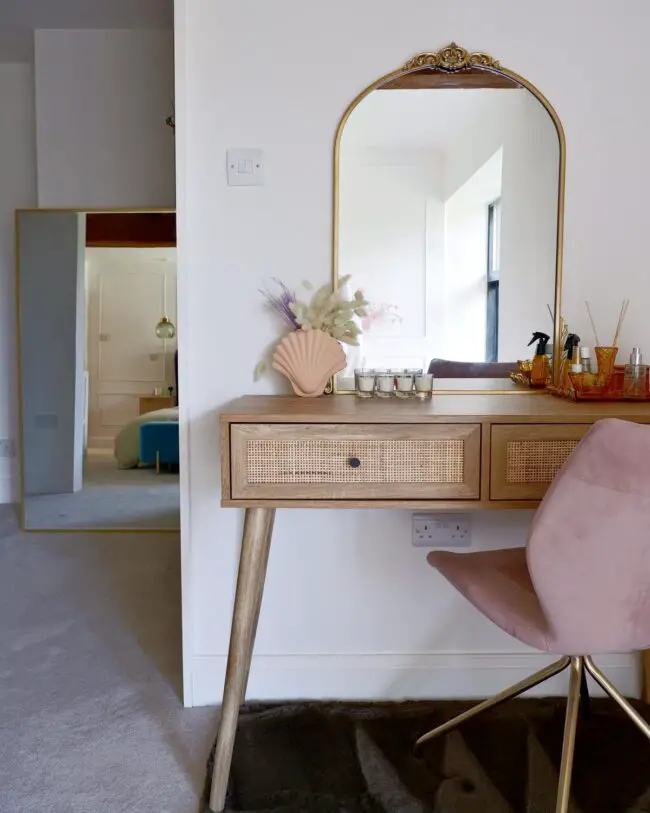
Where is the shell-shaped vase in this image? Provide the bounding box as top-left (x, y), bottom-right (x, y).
top-left (272, 329), bottom-right (346, 397)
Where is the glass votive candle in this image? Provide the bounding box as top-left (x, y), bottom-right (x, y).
top-left (375, 371), bottom-right (395, 398)
top-left (394, 371), bottom-right (415, 397)
top-left (354, 368), bottom-right (376, 398)
top-left (414, 373), bottom-right (434, 399)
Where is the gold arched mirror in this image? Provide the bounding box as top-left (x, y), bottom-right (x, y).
top-left (332, 44), bottom-right (565, 393)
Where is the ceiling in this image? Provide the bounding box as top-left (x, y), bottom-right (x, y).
top-left (0, 0), bottom-right (172, 62)
top-left (341, 89), bottom-right (521, 151)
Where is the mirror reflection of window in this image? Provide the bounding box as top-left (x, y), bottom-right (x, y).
top-left (486, 197), bottom-right (501, 363)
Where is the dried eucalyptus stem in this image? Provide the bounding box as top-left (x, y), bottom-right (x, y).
top-left (255, 275), bottom-right (369, 379)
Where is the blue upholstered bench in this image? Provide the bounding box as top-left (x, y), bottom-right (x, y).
top-left (139, 422), bottom-right (179, 473)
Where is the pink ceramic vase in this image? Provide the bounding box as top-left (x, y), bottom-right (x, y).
top-left (272, 329), bottom-right (346, 397)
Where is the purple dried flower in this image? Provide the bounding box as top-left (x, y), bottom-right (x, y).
top-left (260, 278), bottom-right (300, 330)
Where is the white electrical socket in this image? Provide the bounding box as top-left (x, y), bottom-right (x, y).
top-left (412, 513), bottom-right (471, 548)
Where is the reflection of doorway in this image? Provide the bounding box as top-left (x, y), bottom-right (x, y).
top-left (84, 212), bottom-right (177, 451)
top-left (86, 247), bottom-right (177, 450)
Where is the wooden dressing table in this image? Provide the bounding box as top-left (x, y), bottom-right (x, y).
top-left (209, 392), bottom-right (650, 810)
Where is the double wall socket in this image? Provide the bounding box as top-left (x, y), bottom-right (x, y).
top-left (412, 513), bottom-right (471, 547)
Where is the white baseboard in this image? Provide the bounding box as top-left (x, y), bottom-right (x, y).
top-left (189, 652), bottom-right (639, 708)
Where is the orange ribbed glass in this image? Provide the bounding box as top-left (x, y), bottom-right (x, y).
top-left (594, 346), bottom-right (618, 383)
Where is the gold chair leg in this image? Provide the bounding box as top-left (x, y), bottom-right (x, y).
top-left (585, 656), bottom-right (650, 742)
top-left (556, 656), bottom-right (583, 813)
top-left (579, 663), bottom-right (590, 716)
top-left (415, 656), bottom-right (571, 749)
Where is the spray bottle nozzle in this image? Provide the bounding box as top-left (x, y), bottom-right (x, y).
top-left (563, 333), bottom-right (580, 354)
top-left (528, 332), bottom-right (551, 355)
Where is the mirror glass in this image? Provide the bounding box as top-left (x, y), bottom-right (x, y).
top-left (17, 210), bottom-right (180, 531)
top-left (334, 56), bottom-right (562, 391)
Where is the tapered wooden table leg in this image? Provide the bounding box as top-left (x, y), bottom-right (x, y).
top-left (209, 507), bottom-right (275, 813)
top-left (239, 511), bottom-right (275, 703)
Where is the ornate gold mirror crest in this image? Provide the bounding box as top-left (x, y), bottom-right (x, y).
top-left (403, 43), bottom-right (500, 72)
top-left (331, 43), bottom-right (566, 394)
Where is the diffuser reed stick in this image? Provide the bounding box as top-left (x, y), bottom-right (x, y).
top-left (585, 301), bottom-right (600, 346)
top-left (612, 298), bottom-right (630, 348)
top-left (547, 304), bottom-right (554, 325)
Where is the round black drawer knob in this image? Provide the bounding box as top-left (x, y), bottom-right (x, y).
top-left (348, 457), bottom-right (362, 469)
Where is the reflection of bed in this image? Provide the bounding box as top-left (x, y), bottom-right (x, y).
top-left (140, 422), bottom-right (179, 472)
top-left (114, 407), bottom-right (179, 469)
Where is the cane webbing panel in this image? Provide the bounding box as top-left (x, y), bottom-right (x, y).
top-left (506, 440), bottom-right (578, 484)
top-left (247, 439), bottom-right (465, 484)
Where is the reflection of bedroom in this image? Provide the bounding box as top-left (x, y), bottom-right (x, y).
top-left (18, 210), bottom-right (180, 531)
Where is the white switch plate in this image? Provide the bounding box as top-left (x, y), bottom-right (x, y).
top-left (412, 513), bottom-right (472, 547)
top-left (227, 149), bottom-right (265, 186)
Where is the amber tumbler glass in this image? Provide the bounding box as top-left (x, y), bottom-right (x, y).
top-left (594, 346), bottom-right (618, 384)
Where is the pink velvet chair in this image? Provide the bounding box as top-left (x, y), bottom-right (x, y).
top-left (416, 418), bottom-right (650, 813)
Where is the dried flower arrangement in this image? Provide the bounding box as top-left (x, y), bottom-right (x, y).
top-left (255, 277), bottom-right (369, 396)
top-left (361, 301), bottom-right (402, 332)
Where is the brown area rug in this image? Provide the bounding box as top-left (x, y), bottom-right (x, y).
top-left (203, 699), bottom-right (650, 812)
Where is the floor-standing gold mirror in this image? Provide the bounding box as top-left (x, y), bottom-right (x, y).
top-left (332, 44), bottom-right (565, 392)
top-left (16, 208), bottom-right (180, 532)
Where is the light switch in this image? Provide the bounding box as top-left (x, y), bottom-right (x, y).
top-left (227, 149), bottom-right (265, 186)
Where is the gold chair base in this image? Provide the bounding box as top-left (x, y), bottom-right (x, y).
top-left (415, 655), bottom-right (650, 813)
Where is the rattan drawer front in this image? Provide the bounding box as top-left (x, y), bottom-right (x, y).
top-left (491, 424), bottom-right (591, 500)
top-left (230, 423), bottom-right (481, 500)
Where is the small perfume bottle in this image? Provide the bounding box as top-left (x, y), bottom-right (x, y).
top-left (624, 347), bottom-right (648, 399)
top-left (579, 347), bottom-right (592, 374)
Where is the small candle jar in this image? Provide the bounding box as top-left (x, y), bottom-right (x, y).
top-left (414, 373), bottom-right (434, 399)
top-left (375, 371), bottom-right (395, 398)
top-left (354, 369), bottom-right (376, 398)
top-left (394, 371), bottom-right (415, 398)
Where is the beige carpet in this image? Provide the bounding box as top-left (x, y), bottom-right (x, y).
top-left (0, 507), bottom-right (217, 813)
top-left (24, 454), bottom-right (180, 530)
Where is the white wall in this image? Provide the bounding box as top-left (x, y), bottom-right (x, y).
top-left (0, 64), bottom-right (37, 502)
top-left (34, 30), bottom-right (175, 208)
top-left (176, 0), bottom-right (649, 705)
top-left (339, 146), bottom-right (444, 371)
top-left (498, 92), bottom-right (560, 361)
top-left (443, 90), bottom-right (559, 362)
top-left (443, 152), bottom-right (502, 361)
top-left (1, 29), bottom-right (174, 505)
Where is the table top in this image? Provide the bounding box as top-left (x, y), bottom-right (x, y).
top-left (219, 393), bottom-right (650, 424)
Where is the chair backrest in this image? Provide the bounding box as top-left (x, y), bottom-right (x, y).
top-left (527, 419), bottom-right (650, 654)
top-left (427, 358), bottom-right (518, 378)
